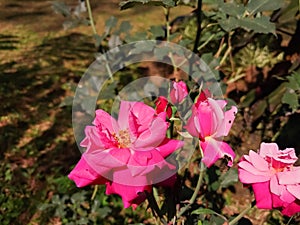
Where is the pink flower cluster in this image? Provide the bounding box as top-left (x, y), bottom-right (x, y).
top-left (238, 143), bottom-right (300, 216)
top-left (69, 80), bottom-right (238, 208)
top-left (69, 101), bottom-right (183, 208)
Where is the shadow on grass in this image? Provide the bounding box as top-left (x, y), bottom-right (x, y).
top-left (0, 32), bottom-right (96, 224)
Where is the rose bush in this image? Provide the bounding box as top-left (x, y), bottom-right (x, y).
top-left (69, 100), bottom-right (184, 208)
top-left (238, 143), bottom-right (300, 216)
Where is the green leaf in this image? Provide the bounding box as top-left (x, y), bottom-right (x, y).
top-left (246, 0), bottom-right (284, 15)
top-left (237, 16), bottom-right (276, 34)
top-left (282, 90), bottom-right (299, 112)
top-left (286, 73), bottom-right (300, 90)
top-left (192, 208), bottom-right (227, 222)
top-left (218, 17), bottom-right (239, 32)
top-left (201, 53), bottom-right (221, 80)
top-left (129, 41), bottom-right (156, 54)
top-left (118, 21), bottom-right (132, 34)
top-left (105, 16), bottom-right (118, 29)
top-left (94, 34), bottom-right (105, 48)
top-left (59, 96), bottom-right (73, 107)
top-left (96, 206), bottom-right (112, 218)
top-left (219, 168), bottom-right (238, 188)
top-left (219, 2), bottom-right (245, 17)
top-left (52, 1), bottom-right (71, 17)
top-left (251, 99), bottom-right (267, 121)
top-left (162, 0), bottom-right (176, 7)
top-left (240, 89), bottom-right (256, 108)
top-left (71, 192), bottom-right (86, 204)
top-left (124, 31), bottom-right (148, 42)
top-left (268, 83), bottom-right (287, 111)
top-left (149, 25), bottom-right (165, 38)
top-left (120, 0), bottom-right (166, 10)
top-left (192, 208), bottom-right (219, 215)
top-left (153, 46), bottom-right (171, 60)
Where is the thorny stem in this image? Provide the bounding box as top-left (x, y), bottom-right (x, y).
top-left (193, 0), bottom-right (203, 53)
top-left (164, 7), bottom-right (171, 42)
top-left (85, 0), bottom-right (97, 35)
top-left (177, 145), bottom-right (206, 218)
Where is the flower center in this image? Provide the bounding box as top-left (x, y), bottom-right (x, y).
top-left (112, 129), bottom-right (131, 148)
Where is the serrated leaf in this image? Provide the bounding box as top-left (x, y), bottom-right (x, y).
top-left (246, 0), bottom-right (284, 15)
top-left (219, 168), bottom-right (238, 188)
top-left (286, 73), bottom-right (300, 90)
top-left (162, 0), bottom-right (175, 7)
top-left (118, 21), bottom-right (132, 34)
top-left (219, 2), bottom-right (245, 17)
top-left (201, 53), bottom-right (221, 80)
top-left (120, 0), bottom-right (165, 10)
top-left (105, 16), bottom-right (118, 29)
top-left (282, 90), bottom-right (299, 112)
top-left (154, 46), bottom-right (171, 60)
top-left (129, 41), bottom-right (155, 54)
top-left (97, 206), bottom-right (112, 218)
top-left (125, 31), bottom-right (148, 42)
top-left (237, 16), bottom-right (276, 34)
top-left (218, 17), bottom-right (239, 32)
top-left (94, 34), bottom-right (105, 48)
top-left (268, 83), bottom-right (286, 111)
top-left (52, 1), bottom-right (71, 17)
top-left (71, 192), bottom-right (86, 204)
top-left (240, 89), bottom-right (256, 108)
top-left (192, 208), bottom-right (227, 223)
top-left (149, 25), bottom-right (165, 38)
top-left (192, 208), bottom-right (218, 215)
top-left (251, 99), bottom-right (267, 121)
top-left (59, 96), bottom-right (73, 107)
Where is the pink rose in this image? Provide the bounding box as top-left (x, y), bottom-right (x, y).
top-left (238, 143), bottom-right (300, 216)
top-left (185, 97), bottom-right (237, 167)
top-left (170, 81), bottom-right (188, 104)
top-left (68, 101), bottom-right (184, 208)
top-left (155, 96), bottom-right (172, 119)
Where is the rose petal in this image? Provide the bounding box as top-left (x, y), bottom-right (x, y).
top-left (68, 157), bottom-right (107, 187)
top-left (277, 168), bottom-right (300, 185)
top-left (238, 167), bottom-right (270, 183)
top-left (200, 138), bottom-right (235, 168)
top-left (259, 142), bottom-right (279, 158)
top-left (248, 150), bottom-right (269, 171)
top-left (281, 200), bottom-right (300, 216)
top-left (155, 138), bottom-right (184, 158)
top-left (287, 184), bottom-right (300, 200)
top-left (93, 109), bottom-right (119, 134)
top-left (133, 116), bottom-right (167, 150)
top-left (252, 182), bottom-right (273, 209)
top-left (106, 182), bottom-right (151, 208)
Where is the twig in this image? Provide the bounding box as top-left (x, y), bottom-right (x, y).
top-left (91, 185), bottom-right (98, 200)
top-left (177, 145), bottom-right (206, 217)
top-left (85, 0), bottom-right (97, 35)
top-left (228, 204), bottom-right (252, 225)
top-left (192, 0), bottom-right (203, 53)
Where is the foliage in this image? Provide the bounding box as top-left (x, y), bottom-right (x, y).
top-left (1, 0), bottom-right (300, 224)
